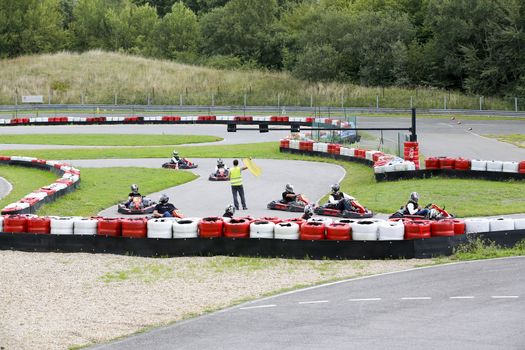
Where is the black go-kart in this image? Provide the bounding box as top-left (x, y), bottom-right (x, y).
top-left (162, 158), bottom-right (198, 170)
top-left (118, 196), bottom-right (156, 214)
top-left (209, 168), bottom-right (230, 181)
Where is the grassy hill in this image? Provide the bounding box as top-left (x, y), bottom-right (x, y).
top-left (0, 50), bottom-right (515, 110)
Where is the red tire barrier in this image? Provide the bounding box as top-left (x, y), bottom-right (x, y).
top-left (430, 219), bottom-right (455, 237)
top-left (454, 158), bottom-right (471, 170)
top-left (10, 118), bottom-right (30, 124)
top-left (0, 156), bottom-right (11, 161)
top-left (124, 116), bottom-right (142, 122)
top-left (3, 215), bottom-right (28, 233)
top-left (519, 161), bottom-right (525, 174)
top-left (197, 115), bottom-right (216, 121)
top-left (299, 141), bottom-right (314, 151)
top-left (280, 139), bottom-right (290, 148)
top-left (326, 222), bottom-right (351, 240)
top-left (404, 220), bottom-right (431, 240)
top-left (305, 117), bottom-right (314, 123)
top-left (328, 144), bottom-right (341, 154)
top-left (121, 218), bottom-right (147, 238)
top-left (162, 116), bottom-right (181, 122)
top-left (453, 219), bottom-right (466, 235)
top-left (97, 218), bottom-right (121, 237)
top-left (27, 216), bottom-right (51, 234)
top-left (199, 217), bottom-right (224, 238)
top-left (234, 116), bottom-right (253, 122)
top-left (355, 149), bottom-right (366, 158)
top-left (285, 218), bottom-right (305, 227)
top-left (425, 157), bottom-right (439, 170)
top-left (439, 157), bottom-right (455, 169)
top-left (300, 221), bottom-right (325, 240)
top-left (20, 197), bottom-right (40, 206)
top-left (270, 116), bottom-right (289, 122)
top-left (372, 152), bottom-right (385, 162)
top-left (223, 218), bottom-right (250, 238)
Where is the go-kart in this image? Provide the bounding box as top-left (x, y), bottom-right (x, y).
top-left (209, 167), bottom-right (230, 181)
top-left (267, 194), bottom-right (310, 212)
top-left (389, 203), bottom-right (454, 220)
top-left (118, 196), bottom-right (156, 214)
top-left (314, 198), bottom-right (374, 218)
top-left (162, 158), bottom-right (198, 170)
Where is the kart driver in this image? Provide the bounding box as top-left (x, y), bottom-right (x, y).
top-left (402, 192), bottom-right (429, 217)
top-left (326, 183), bottom-right (355, 211)
top-left (153, 194), bottom-right (183, 218)
top-left (170, 150), bottom-right (181, 164)
top-left (223, 204), bottom-right (235, 218)
top-left (126, 184), bottom-right (142, 208)
top-left (214, 159), bottom-right (228, 175)
top-left (282, 183), bottom-right (298, 203)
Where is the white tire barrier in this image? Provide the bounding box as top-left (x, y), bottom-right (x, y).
top-left (50, 217), bottom-right (75, 235)
top-left (308, 217), bottom-right (332, 225)
top-left (465, 218), bottom-right (490, 233)
top-left (471, 160), bottom-right (487, 171)
top-left (147, 218), bottom-right (173, 239)
top-left (250, 221), bottom-right (275, 239)
top-left (486, 160), bottom-right (503, 172)
top-left (514, 218), bottom-right (525, 230)
top-left (0, 216), bottom-right (3, 231)
top-left (378, 221), bottom-right (405, 240)
top-left (73, 218), bottom-right (98, 235)
top-left (173, 218), bottom-right (199, 238)
top-left (489, 218), bottom-right (515, 232)
top-left (274, 222), bottom-right (300, 240)
top-left (317, 143), bottom-right (328, 153)
top-left (336, 219), bottom-right (358, 224)
top-left (502, 161), bottom-right (519, 173)
top-left (350, 220), bottom-right (378, 241)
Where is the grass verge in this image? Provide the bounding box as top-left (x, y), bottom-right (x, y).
top-left (0, 165), bottom-right (58, 208)
top-left (484, 134), bottom-right (525, 149)
top-left (2, 142), bottom-right (525, 217)
top-left (0, 134), bottom-right (222, 146)
top-left (37, 167), bottom-right (197, 217)
top-left (452, 238), bottom-right (525, 261)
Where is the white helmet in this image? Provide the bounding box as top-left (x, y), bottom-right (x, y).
top-left (410, 192), bottom-right (419, 202)
top-left (285, 183), bottom-right (294, 193)
top-left (173, 150), bottom-right (179, 156)
top-left (331, 183), bottom-right (340, 192)
top-left (225, 204), bottom-right (235, 216)
top-left (130, 184), bottom-right (139, 193)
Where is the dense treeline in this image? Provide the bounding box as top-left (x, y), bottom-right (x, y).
top-left (0, 0), bottom-right (524, 97)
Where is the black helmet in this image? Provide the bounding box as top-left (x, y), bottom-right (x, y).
top-left (225, 204), bottom-right (235, 216)
top-left (159, 194), bottom-right (169, 204)
top-left (410, 192), bottom-right (419, 202)
top-left (285, 183), bottom-right (294, 193)
top-left (131, 184), bottom-right (138, 193)
top-left (304, 204), bottom-right (314, 216)
top-left (217, 158), bottom-right (224, 166)
top-left (331, 183), bottom-right (340, 192)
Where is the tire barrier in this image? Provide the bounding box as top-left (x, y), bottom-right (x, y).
top-left (0, 157), bottom-right (81, 215)
top-left (279, 142), bottom-right (525, 182)
top-left (173, 218), bottom-right (199, 239)
top-left (250, 221), bottom-right (275, 239)
top-left (1, 214), bottom-right (524, 259)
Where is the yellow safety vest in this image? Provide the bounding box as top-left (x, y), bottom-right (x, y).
top-left (230, 166), bottom-right (243, 186)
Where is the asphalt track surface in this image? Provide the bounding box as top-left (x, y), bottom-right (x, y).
top-left (93, 257), bottom-right (525, 350)
top-left (65, 158), bottom-right (345, 219)
top-left (0, 176), bottom-right (11, 200)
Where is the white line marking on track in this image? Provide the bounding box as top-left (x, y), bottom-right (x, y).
top-left (298, 300), bottom-right (329, 305)
top-left (491, 296), bottom-right (519, 299)
top-left (401, 297), bottom-right (432, 300)
top-left (239, 304), bottom-right (277, 310)
top-left (449, 296), bottom-right (475, 299)
top-left (349, 298), bottom-right (382, 302)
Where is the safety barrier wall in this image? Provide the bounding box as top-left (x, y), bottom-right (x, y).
top-left (0, 157), bottom-right (80, 215)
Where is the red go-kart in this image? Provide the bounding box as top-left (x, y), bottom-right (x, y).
top-left (209, 167), bottom-right (230, 181)
top-left (118, 196), bottom-right (156, 214)
top-left (267, 194), bottom-right (310, 212)
top-left (389, 203), bottom-right (454, 220)
top-left (314, 198), bottom-right (374, 218)
top-left (162, 158), bottom-right (198, 170)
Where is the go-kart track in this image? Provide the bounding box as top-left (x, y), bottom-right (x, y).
top-left (1, 116), bottom-right (525, 349)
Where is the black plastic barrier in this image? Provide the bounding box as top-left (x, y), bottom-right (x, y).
top-left (0, 230), bottom-right (523, 259)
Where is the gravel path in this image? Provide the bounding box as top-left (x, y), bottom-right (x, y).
top-left (0, 251), bottom-right (423, 350)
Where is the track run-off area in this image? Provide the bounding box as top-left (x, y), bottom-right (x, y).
top-left (0, 116), bottom-right (524, 349)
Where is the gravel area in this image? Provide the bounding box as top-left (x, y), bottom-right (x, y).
top-left (0, 251), bottom-right (424, 350)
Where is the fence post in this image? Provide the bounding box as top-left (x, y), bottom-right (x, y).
top-left (444, 95), bottom-right (447, 110)
top-left (376, 95), bottom-right (379, 110)
top-left (515, 97), bottom-right (518, 112)
top-left (341, 92), bottom-right (344, 109)
top-left (81, 93), bottom-right (84, 105)
top-left (147, 93), bottom-right (151, 105)
top-left (211, 93), bottom-right (214, 107)
top-left (179, 94), bottom-right (183, 106)
top-left (410, 96), bottom-right (413, 109)
top-left (480, 96), bottom-right (483, 111)
top-left (48, 88), bottom-right (52, 104)
top-left (310, 94), bottom-right (313, 108)
top-left (114, 93), bottom-right (117, 105)
top-left (277, 93), bottom-right (280, 112)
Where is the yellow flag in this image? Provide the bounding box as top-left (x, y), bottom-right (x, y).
top-left (243, 158), bottom-right (262, 177)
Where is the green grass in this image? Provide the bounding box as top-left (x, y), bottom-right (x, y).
top-left (37, 167), bottom-right (197, 217)
top-left (452, 239), bottom-right (525, 260)
top-left (0, 165), bottom-right (58, 208)
top-left (100, 263), bottom-right (173, 283)
top-left (485, 134), bottom-right (525, 149)
top-left (0, 134), bottom-right (221, 146)
top-left (3, 142), bottom-right (525, 217)
top-left (0, 50), bottom-right (521, 111)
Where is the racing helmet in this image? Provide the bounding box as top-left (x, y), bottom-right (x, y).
top-left (173, 150), bottom-right (179, 157)
top-left (304, 204), bottom-right (314, 216)
top-left (159, 194), bottom-right (169, 204)
top-left (331, 183), bottom-right (340, 192)
top-left (130, 184), bottom-right (139, 193)
top-left (410, 192), bottom-right (419, 202)
top-left (225, 204), bottom-right (235, 216)
top-left (285, 183), bottom-right (294, 193)
top-left (217, 158), bottom-right (224, 166)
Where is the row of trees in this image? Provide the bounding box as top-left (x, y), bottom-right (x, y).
top-left (1, 0), bottom-right (524, 97)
